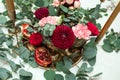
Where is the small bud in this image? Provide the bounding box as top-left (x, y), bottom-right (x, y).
top-left (74, 1), bottom-right (80, 8)
top-left (66, 0), bottom-right (74, 5)
top-left (69, 6), bottom-right (75, 10)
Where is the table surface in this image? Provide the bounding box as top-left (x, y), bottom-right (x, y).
top-left (0, 0), bottom-right (120, 80)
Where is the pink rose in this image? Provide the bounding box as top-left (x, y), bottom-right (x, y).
top-left (72, 23), bottom-right (91, 40)
top-left (52, 0), bottom-right (65, 7)
top-left (39, 16), bottom-right (61, 27)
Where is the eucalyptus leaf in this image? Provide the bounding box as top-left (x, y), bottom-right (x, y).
top-left (48, 6), bottom-right (57, 16)
top-left (56, 61), bottom-right (71, 74)
top-left (83, 47), bottom-right (97, 59)
top-left (60, 5), bottom-right (68, 13)
top-left (77, 77), bottom-right (87, 80)
top-left (65, 73), bottom-right (76, 80)
top-left (88, 57), bottom-right (96, 66)
top-left (0, 68), bottom-right (12, 80)
top-left (102, 44), bottom-right (113, 53)
top-left (0, 52), bottom-right (9, 62)
top-left (28, 57), bottom-right (39, 68)
top-left (55, 74), bottom-right (64, 80)
top-left (13, 78), bottom-right (19, 80)
top-left (0, 16), bottom-right (7, 24)
top-left (114, 39), bottom-right (120, 49)
top-left (19, 69), bottom-right (32, 80)
top-left (43, 0), bottom-right (49, 7)
top-left (92, 72), bottom-right (103, 77)
top-left (9, 60), bottom-right (21, 72)
top-left (44, 70), bottom-right (55, 80)
top-left (34, 0), bottom-right (44, 7)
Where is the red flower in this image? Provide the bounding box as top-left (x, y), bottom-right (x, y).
top-left (34, 7), bottom-right (49, 20)
top-left (87, 22), bottom-right (99, 36)
top-left (29, 32), bottom-right (43, 46)
top-left (52, 25), bottom-right (75, 49)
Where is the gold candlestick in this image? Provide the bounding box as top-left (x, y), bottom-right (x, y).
top-left (95, 2), bottom-right (120, 43)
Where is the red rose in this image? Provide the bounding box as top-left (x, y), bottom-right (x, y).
top-left (29, 32), bottom-right (43, 46)
top-left (34, 7), bottom-right (49, 20)
top-left (87, 22), bottom-right (99, 36)
top-left (52, 25), bottom-right (75, 49)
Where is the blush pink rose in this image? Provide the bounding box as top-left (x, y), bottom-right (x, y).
top-left (39, 16), bottom-right (61, 27)
top-left (52, 0), bottom-right (65, 7)
top-left (72, 23), bottom-right (91, 40)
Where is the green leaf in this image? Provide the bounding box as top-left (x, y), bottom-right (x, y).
top-left (48, 6), bottom-right (57, 16)
top-left (83, 47), bottom-right (97, 59)
top-left (63, 18), bottom-right (71, 22)
top-left (44, 70), bottom-right (55, 80)
top-left (43, 0), bottom-right (49, 7)
top-left (88, 57), bottom-right (96, 66)
top-left (55, 74), bottom-right (64, 80)
top-left (92, 72), bottom-right (103, 77)
top-left (60, 5), bottom-right (68, 13)
top-left (65, 73), bottom-right (76, 80)
top-left (56, 61), bottom-right (71, 74)
top-left (34, 0), bottom-right (44, 7)
top-left (0, 68), bottom-right (12, 80)
top-left (13, 78), bottom-right (19, 80)
top-left (28, 57), bottom-right (39, 68)
top-left (0, 16), bottom-right (7, 24)
top-left (0, 34), bottom-right (6, 45)
top-left (6, 39), bottom-right (13, 47)
top-left (63, 57), bottom-right (72, 69)
top-left (0, 52), bottom-right (9, 62)
top-left (102, 44), bottom-right (113, 52)
top-left (114, 39), bottom-right (120, 49)
top-left (85, 67), bottom-right (93, 73)
top-left (19, 69), bottom-right (32, 80)
top-left (77, 77), bottom-right (87, 80)
top-left (9, 60), bottom-right (21, 72)
top-left (78, 63), bottom-right (87, 72)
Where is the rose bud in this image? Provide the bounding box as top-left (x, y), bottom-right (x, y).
top-left (69, 6), bottom-right (75, 10)
top-left (65, 0), bottom-right (74, 5)
top-left (74, 0), bottom-right (80, 8)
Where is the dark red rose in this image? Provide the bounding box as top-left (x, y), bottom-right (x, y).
top-left (52, 25), bottom-right (75, 49)
top-left (34, 47), bottom-right (52, 67)
top-left (87, 22), bottom-right (99, 36)
top-left (34, 7), bottom-right (49, 20)
top-left (29, 32), bottom-right (43, 46)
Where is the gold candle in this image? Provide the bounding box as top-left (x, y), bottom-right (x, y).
top-left (95, 2), bottom-right (120, 43)
top-left (5, 0), bottom-right (16, 21)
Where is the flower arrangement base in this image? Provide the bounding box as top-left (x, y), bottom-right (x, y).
top-left (23, 36), bottom-right (84, 69)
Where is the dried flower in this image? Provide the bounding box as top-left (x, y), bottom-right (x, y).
top-left (29, 32), bottom-right (43, 46)
top-left (34, 7), bottom-right (49, 20)
top-left (87, 22), bottom-right (99, 36)
top-left (72, 23), bottom-right (91, 40)
top-left (52, 25), bottom-right (75, 49)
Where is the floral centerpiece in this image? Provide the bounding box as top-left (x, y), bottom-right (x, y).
top-left (0, 0), bottom-right (107, 80)
top-left (20, 0), bottom-right (100, 68)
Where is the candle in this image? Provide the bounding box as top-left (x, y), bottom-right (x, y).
top-left (5, 0), bottom-right (16, 21)
top-left (95, 2), bottom-right (120, 43)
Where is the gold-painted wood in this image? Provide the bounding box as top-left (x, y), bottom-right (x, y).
top-left (95, 1), bottom-right (120, 43)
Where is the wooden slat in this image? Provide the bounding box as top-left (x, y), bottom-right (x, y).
top-left (95, 1), bottom-right (120, 43)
